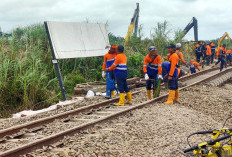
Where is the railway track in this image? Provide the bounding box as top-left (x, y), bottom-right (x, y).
top-left (0, 67), bottom-right (230, 157)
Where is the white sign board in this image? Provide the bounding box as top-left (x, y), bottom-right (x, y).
top-left (46, 21), bottom-right (109, 59)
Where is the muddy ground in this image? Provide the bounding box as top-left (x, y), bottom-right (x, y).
top-left (26, 81), bottom-right (232, 157)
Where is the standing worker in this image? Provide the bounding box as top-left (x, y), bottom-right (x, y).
top-left (176, 43), bottom-right (188, 67)
top-left (226, 48), bottom-right (232, 66)
top-left (189, 60), bottom-right (200, 74)
top-left (210, 42), bottom-right (216, 64)
top-left (195, 41), bottom-right (202, 63)
top-left (164, 44), bottom-right (179, 105)
top-left (143, 46), bottom-right (162, 100)
top-left (102, 45), bottom-right (117, 99)
top-left (106, 45), bottom-right (132, 105)
top-left (215, 44), bottom-right (227, 71)
top-left (205, 43), bottom-right (212, 66)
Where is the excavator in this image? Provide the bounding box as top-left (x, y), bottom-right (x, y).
top-left (218, 32), bottom-right (232, 48)
top-left (124, 3), bottom-right (139, 43)
top-left (181, 17), bottom-right (198, 41)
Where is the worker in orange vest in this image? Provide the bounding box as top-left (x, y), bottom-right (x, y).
top-left (176, 43), bottom-right (187, 67)
top-left (190, 60), bottom-right (200, 74)
top-left (106, 45), bottom-right (132, 106)
top-left (205, 43), bottom-right (212, 66)
top-left (164, 44), bottom-right (179, 105)
top-left (226, 48), bottom-right (232, 65)
top-left (210, 42), bottom-right (216, 64)
top-left (195, 41), bottom-right (202, 63)
top-left (143, 46), bottom-right (162, 100)
top-left (215, 44), bottom-right (227, 71)
top-left (102, 45), bottom-right (117, 99)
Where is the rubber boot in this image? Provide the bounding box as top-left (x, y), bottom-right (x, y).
top-left (164, 90), bottom-right (175, 104)
top-left (153, 89), bottom-right (156, 98)
top-left (111, 91), bottom-right (115, 98)
top-left (174, 89), bottom-right (179, 103)
top-left (125, 92), bottom-right (132, 105)
top-left (115, 93), bottom-right (125, 106)
top-left (147, 90), bottom-right (151, 100)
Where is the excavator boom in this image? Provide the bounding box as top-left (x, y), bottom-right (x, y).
top-left (181, 17), bottom-right (198, 41)
top-left (218, 32), bottom-right (232, 47)
top-left (125, 3), bottom-right (139, 43)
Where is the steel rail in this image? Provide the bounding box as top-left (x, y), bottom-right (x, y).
top-left (0, 67), bottom-right (230, 157)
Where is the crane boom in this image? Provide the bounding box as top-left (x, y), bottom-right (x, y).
top-left (218, 32), bottom-right (232, 47)
top-left (125, 3), bottom-right (139, 43)
top-left (182, 17), bottom-right (198, 41)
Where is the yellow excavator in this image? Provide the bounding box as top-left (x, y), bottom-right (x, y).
top-left (124, 3), bottom-right (139, 44)
top-left (218, 32), bottom-right (232, 48)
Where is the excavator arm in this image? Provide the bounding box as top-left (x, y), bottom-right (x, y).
top-left (181, 17), bottom-right (198, 41)
top-left (125, 3), bottom-right (139, 43)
top-left (218, 32), bottom-right (232, 47)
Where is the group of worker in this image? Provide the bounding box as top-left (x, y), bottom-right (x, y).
top-left (195, 41), bottom-right (232, 71)
top-left (102, 43), bottom-right (190, 106)
top-left (102, 41), bottom-right (232, 106)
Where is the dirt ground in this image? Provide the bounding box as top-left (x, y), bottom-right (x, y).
top-left (27, 81), bottom-right (232, 157)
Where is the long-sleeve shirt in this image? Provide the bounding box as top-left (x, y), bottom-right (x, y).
top-left (102, 52), bottom-right (117, 71)
top-left (206, 45), bottom-right (212, 55)
top-left (168, 53), bottom-right (179, 76)
top-left (176, 50), bottom-right (186, 64)
top-left (143, 55), bottom-right (162, 75)
top-left (108, 53), bottom-right (127, 72)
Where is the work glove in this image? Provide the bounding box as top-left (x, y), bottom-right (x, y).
top-left (102, 71), bottom-right (106, 79)
top-left (145, 73), bottom-right (149, 80)
top-left (158, 74), bottom-right (163, 80)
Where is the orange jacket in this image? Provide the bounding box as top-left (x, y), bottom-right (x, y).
top-left (190, 60), bottom-right (200, 71)
top-left (102, 52), bottom-right (117, 71)
top-left (217, 47), bottom-right (226, 57)
top-left (143, 55), bottom-right (162, 75)
top-left (108, 53), bottom-right (127, 71)
top-left (168, 53), bottom-right (179, 76)
top-left (227, 50), bottom-right (232, 54)
top-left (206, 45), bottom-right (211, 55)
top-left (176, 50), bottom-right (186, 64)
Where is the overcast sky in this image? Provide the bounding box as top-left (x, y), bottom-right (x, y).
top-left (0, 0), bottom-right (231, 40)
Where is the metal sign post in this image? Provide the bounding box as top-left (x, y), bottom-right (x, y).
top-left (44, 22), bottom-right (67, 101)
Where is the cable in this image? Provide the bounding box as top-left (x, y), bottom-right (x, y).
top-left (222, 116), bottom-right (232, 128)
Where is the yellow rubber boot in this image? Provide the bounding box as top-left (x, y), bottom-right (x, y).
top-left (174, 89), bottom-right (179, 103)
top-left (115, 93), bottom-right (125, 106)
top-left (153, 89), bottom-right (156, 98)
top-left (125, 92), bottom-right (132, 105)
top-left (147, 90), bottom-right (151, 100)
top-left (111, 91), bottom-right (115, 98)
top-left (164, 90), bottom-right (175, 104)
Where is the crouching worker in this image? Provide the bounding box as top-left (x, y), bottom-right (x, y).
top-left (106, 45), bottom-right (132, 105)
top-left (143, 46), bottom-right (162, 100)
top-left (190, 60), bottom-right (200, 74)
top-left (102, 45), bottom-right (117, 99)
top-left (164, 44), bottom-right (179, 105)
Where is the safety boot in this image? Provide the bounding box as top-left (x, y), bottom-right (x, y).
top-left (147, 90), bottom-right (151, 100)
top-left (115, 93), bottom-right (125, 106)
top-left (174, 89), bottom-right (179, 103)
top-left (164, 90), bottom-right (175, 104)
top-left (125, 92), bottom-right (132, 105)
top-left (111, 91), bottom-right (115, 98)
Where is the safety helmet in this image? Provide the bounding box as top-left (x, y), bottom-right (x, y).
top-left (176, 43), bottom-right (181, 48)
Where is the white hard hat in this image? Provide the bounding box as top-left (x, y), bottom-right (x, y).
top-left (176, 43), bottom-right (181, 48)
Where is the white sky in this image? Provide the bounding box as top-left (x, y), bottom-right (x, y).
top-left (0, 0), bottom-right (231, 40)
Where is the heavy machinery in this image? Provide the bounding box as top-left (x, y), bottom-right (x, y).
top-left (124, 3), bottom-right (139, 43)
top-left (181, 17), bottom-right (198, 41)
top-left (218, 32), bottom-right (232, 48)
